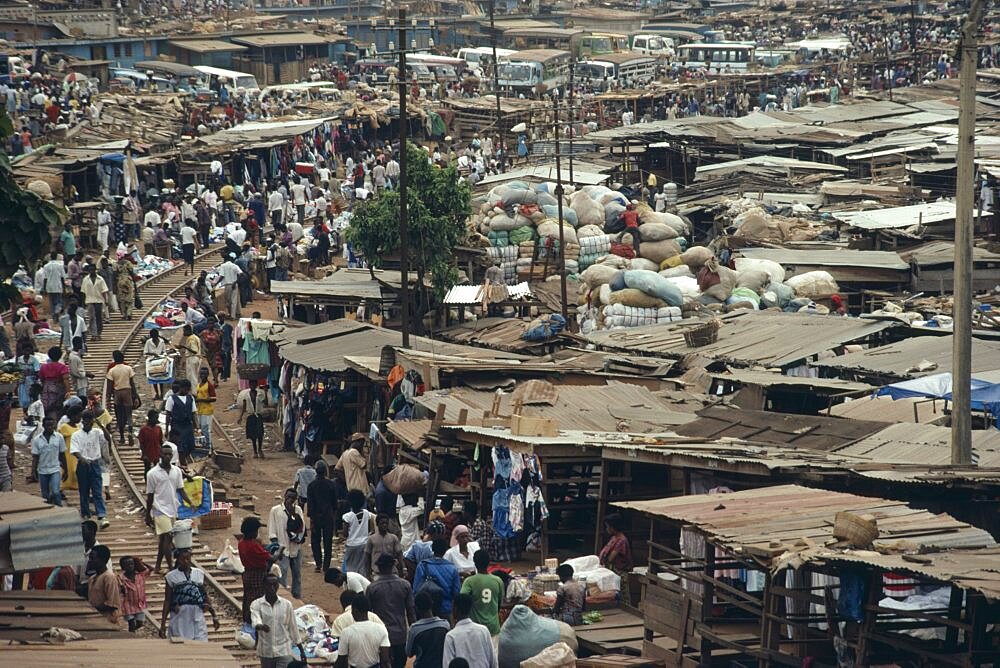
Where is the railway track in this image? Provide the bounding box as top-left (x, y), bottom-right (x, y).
top-left (62, 247), bottom-right (256, 662)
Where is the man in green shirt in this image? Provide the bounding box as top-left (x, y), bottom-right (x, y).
top-left (459, 549), bottom-right (504, 636)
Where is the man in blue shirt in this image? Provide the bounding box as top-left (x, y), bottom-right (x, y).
top-left (411, 538), bottom-right (460, 618)
top-left (403, 520), bottom-right (446, 580)
top-left (60, 224), bottom-right (77, 258)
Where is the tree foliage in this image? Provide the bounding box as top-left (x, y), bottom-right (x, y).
top-left (347, 141), bottom-right (470, 322)
top-left (0, 110), bottom-right (65, 291)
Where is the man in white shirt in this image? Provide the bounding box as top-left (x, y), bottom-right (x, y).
top-left (385, 158), bottom-right (399, 189)
top-left (180, 302), bottom-right (207, 330)
top-left (286, 220), bottom-right (304, 243)
top-left (330, 590), bottom-right (384, 639)
top-left (267, 189), bottom-right (284, 229)
top-left (227, 222), bottom-right (247, 247)
top-left (317, 162), bottom-right (331, 184)
top-left (335, 595), bottom-right (391, 668)
top-left (214, 254), bottom-right (244, 319)
top-left (290, 177), bottom-right (308, 225)
top-left (70, 411), bottom-right (109, 527)
top-left (41, 252), bottom-right (67, 316)
top-left (144, 448), bottom-right (191, 572)
top-left (180, 222), bottom-right (199, 275)
top-left (81, 264), bottom-right (109, 341)
top-left (251, 574), bottom-right (305, 668)
top-left (325, 567), bottom-right (370, 594)
top-left (143, 208), bottom-right (161, 232)
top-left (268, 488), bottom-right (305, 599)
top-left (96, 204), bottom-right (112, 251)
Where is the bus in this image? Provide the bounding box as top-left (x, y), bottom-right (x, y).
top-left (575, 32), bottom-right (628, 58)
top-left (674, 43), bottom-right (756, 74)
top-left (457, 46), bottom-right (516, 72)
top-left (577, 53), bottom-right (657, 91)
top-left (407, 53), bottom-right (468, 82)
top-left (497, 49), bottom-right (572, 94)
top-left (193, 65), bottom-right (260, 92)
top-left (504, 27), bottom-right (585, 52)
top-left (629, 33), bottom-right (675, 58)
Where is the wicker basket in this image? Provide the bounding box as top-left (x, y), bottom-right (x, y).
top-left (237, 363), bottom-right (270, 381)
top-left (683, 319), bottom-right (721, 348)
top-left (833, 511), bottom-right (878, 547)
top-left (199, 504), bottom-right (233, 530)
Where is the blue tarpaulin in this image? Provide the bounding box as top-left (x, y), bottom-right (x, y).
top-left (875, 372), bottom-right (1000, 426)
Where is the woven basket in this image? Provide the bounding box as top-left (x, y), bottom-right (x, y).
top-left (199, 508), bottom-right (232, 530)
top-left (833, 511), bottom-right (879, 547)
top-left (237, 363), bottom-right (270, 381)
top-left (683, 319), bottom-right (721, 347)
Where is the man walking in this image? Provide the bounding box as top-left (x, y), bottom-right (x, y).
top-left (443, 593), bottom-right (497, 668)
top-left (81, 264), bottom-right (109, 342)
top-left (96, 203), bottom-right (112, 252)
top-left (31, 416), bottom-right (65, 505)
top-left (145, 447), bottom-right (192, 572)
top-left (70, 410), bottom-right (109, 528)
top-left (268, 488), bottom-right (305, 599)
top-left (405, 592), bottom-right (449, 668)
top-left (460, 550), bottom-right (504, 637)
top-left (251, 573), bottom-right (305, 668)
top-left (42, 252), bottom-right (67, 317)
top-left (306, 460), bottom-right (339, 573)
top-left (366, 553), bottom-right (416, 668)
top-left (215, 253), bottom-right (243, 320)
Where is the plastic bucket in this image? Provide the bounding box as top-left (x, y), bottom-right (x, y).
top-left (171, 519), bottom-right (194, 549)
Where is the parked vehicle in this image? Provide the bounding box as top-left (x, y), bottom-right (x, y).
top-left (577, 53), bottom-right (658, 91)
top-left (497, 49), bottom-right (572, 94)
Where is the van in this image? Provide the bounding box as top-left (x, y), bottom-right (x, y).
top-left (630, 34), bottom-right (675, 57)
top-left (193, 65), bottom-right (260, 92)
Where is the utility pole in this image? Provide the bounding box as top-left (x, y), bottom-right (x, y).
top-left (553, 92), bottom-right (568, 322)
top-left (398, 8), bottom-right (410, 348)
top-left (489, 0), bottom-right (504, 172)
top-left (952, 0), bottom-right (986, 466)
top-left (568, 61), bottom-right (575, 183)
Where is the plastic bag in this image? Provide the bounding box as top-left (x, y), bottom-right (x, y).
top-left (623, 269), bottom-right (684, 307)
top-left (521, 642), bottom-right (576, 668)
top-left (217, 541), bottom-right (245, 574)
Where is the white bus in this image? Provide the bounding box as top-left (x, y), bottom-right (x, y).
top-left (407, 53), bottom-right (468, 82)
top-left (193, 65), bottom-right (260, 92)
top-left (577, 53), bottom-right (658, 91)
top-left (629, 33), bottom-right (675, 58)
top-left (674, 43), bottom-right (756, 74)
top-left (497, 49), bottom-right (572, 94)
top-left (457, 46), bottom-right (516, 71)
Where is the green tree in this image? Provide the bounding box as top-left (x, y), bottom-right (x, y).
top-left (347, 141), bottom-right (470, 329)
top-left (0, 110), bottom-right (65, 304)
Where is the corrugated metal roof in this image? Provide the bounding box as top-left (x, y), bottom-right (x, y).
top-left (442, 282), bottom-right (533, 305)
top-left (168, 39), bottom-right (247, 53)
top-left (0, 591), bottom-right (130, 642)
top-left (4, 636), bottom-right (240, 665)
top-left (232, 32), bottom-right (331, 48)
top-left (587, 310), bottom-right (897, 368)
top-left (812, 335), bottom-right (1000, 379)
top-left (276, 319), bottom-right (527, 374)
top-left (898, 240), bottom-right (1000, 267)
top-left (435, 317), bottom-right (551, 352)
top-left (674, 405), bottom-right (887, 451)
top-left (735, 248), bottom-right (909, 270)
top-left (615, 484), bottom-right (996, 559)
top-left (269, 269), bottom-right (387, 300)
top-left (0, 492), bottom-right (85, 574)
top-left (710, 368), bottom-right (874, 393)
top-left (831, 200), bottom-right (964, 230)
top-left (829, 395), bottom-right (944, 423)
top-left (832, 422), bottom-right (1000, 467)
top-left (418, 381), bottom-right (700, 432)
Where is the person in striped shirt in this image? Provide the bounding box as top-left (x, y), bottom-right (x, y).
top-left (118, 555), bottom-right (150, 632)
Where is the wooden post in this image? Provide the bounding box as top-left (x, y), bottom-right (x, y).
top-left (944, 585), bottom-right (963, 649)
top-left (594, 460), bottom-right (610, 554)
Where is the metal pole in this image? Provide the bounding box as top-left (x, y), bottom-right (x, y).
top-left (568, 61), bottom-right (574, 183)
top-left (489, 0), bottom-right (504, 172)
top-left (398, 8), bottom-right (410, 348)
top-left (952, 0), bottom-right (985, 466)
top-left (553, 93), bottom-right (568, 322)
